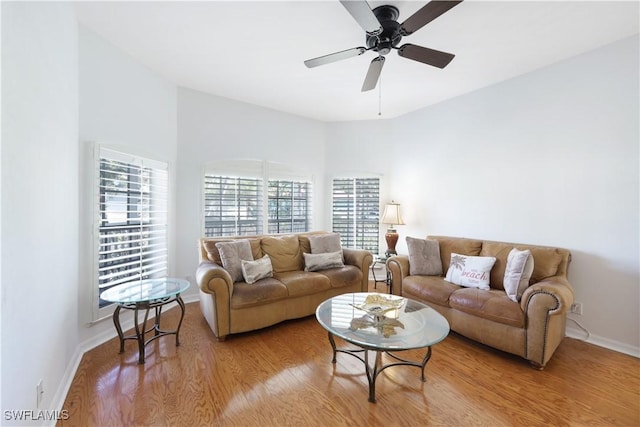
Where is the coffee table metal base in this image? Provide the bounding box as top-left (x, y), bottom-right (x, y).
top-left (112, 294), bottom-right (186, 364)
top-left (328, 332), bottom-right (433, 403)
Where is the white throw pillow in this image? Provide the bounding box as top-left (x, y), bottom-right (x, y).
top-left (241, 255), bottom-right (274, 284)
top-left (444, 253), bottom-right (496, 290)
top-left (304, 251), bottom-right (344, 272)
top-left (503, 248), bottom-right (535, 302)
top-left (215, 239), bottom-right (253, 283)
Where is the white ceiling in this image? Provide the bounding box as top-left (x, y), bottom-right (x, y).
top-left (75, 1), bottom-right (639, 122)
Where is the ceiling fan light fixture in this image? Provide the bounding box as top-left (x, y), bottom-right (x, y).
top-left (303, 0), bottom-right (464, 91)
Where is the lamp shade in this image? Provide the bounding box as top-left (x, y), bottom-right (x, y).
top-left (381, 202), bottom-right (405, 226)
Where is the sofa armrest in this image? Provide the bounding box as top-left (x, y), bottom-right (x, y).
top-left (520, 276), bottom-right (574, 314)
top-left (196, 261), bottom-right (234, 339)
top-left (196, 261), bottom-right (234, 295)
top-left (386, 255), bottom-right (410, 296)
top-left (521, 276), bottom-right (574, 367)
top-left (343, 248), bottom-right (373, 292)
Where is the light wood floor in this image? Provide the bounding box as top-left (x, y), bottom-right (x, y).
top-left (59, 284), bottom-right (640, 427)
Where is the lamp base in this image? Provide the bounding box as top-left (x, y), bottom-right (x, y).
top-left (385, 230), bottom-right (399, 258)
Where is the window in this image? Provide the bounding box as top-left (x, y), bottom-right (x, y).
top-left (95, 147), bottom-right (169, 310)
top-left (268, 180), bottom-right (311, 234)
top-left (203, 175), bottom-right (263, 236)
top-left (332, 177), bottom-right (380, 252)
top-left (203, 161), bottom-right (313, 237)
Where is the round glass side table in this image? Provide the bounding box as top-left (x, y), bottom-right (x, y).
top-left (101, 277), bottom-right (190, 364)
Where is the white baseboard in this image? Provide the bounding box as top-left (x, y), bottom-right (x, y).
top-left (48, 294), bottom-right (201, 425)
top-left (565, 326), bottom-right (640, 358)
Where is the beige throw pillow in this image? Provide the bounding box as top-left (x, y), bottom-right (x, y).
top-left (503, 248), bottom-right (534, 302)
top-left (215, 240), bottom-right (253, 283)
top-left (407, 236), bottom-right (443, 276)
top-left (241, 255), bottom-right (274, 284)
top-left (308, 233), bottom-right (342, 254)
top-left (304, 251), bottom-right (344, 272)
top-left (444, 253), bottom-right (496, 290)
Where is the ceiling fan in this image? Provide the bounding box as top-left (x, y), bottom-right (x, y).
top-left (304, 0), bottom-right (463, 92)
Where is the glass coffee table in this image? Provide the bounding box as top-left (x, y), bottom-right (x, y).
top-left (315, 292), bottom-right (450, 402)
top-left (101, 277), bottom-right (190, 364)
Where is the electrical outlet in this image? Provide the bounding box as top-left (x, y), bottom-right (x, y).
top-left (36, 379), bottom-right (44, 408)
top-left (570, 302), bottom-right (583, 315)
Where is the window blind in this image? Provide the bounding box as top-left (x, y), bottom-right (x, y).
top-left (203, 174), bottom-right (264, 237)
top-left (203, 161), bottom-right (313, 237)
top-left (96, 148), bottom-right (168, 308)
top-left (332, 177), bottom-right (380, 253)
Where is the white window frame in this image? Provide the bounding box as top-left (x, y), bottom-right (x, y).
top-left (93, 145), bottom-right (169, 320)
top-left (202, 160), bottom-right (314, 237)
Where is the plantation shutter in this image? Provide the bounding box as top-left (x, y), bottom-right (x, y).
top-left (96, 147), bottom-right (169, 308)
top-left (203, 174), bottom-right (264, 236)
top-left (203, 161), bottom-right (312, 237)
top-left (332, 177), bottom-right (380, 252)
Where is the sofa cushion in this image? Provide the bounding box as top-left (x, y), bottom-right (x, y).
top-left (261, 235), bottom-right (303, 273)
top-left (215, 240), bottom-right (253, 283)
top-left (444, 253), bottom-right (496, 290)
top-left (407, 236), bottom-right (443, 276)
top-left (529, 247), bottom-right (564, 282)
top-left (316, 265), bottom-right (362, 289)
top-left (304, 251), bottom-right (344, 271)
top-left (241, 255), bottom-right (274, 284)
top-left (503, 248), bottom-right (534, 302)
top-left (230, 277), bottom-right (289, 309)
top-left (274, 270), bottom-right (331, 297)
top-left (433, 237), bottom-right (483, 273)
top-left (402, 275), bottom-right (460, 308)
top-left (308, 233), bottom-right (342, 254)
top-left (479, 242), bottom-right (512, 290)
top-left (449, 288), bottom-right (525, 328)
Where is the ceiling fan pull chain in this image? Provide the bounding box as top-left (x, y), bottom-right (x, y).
top-left (378, 71), bottom-right (382, 116)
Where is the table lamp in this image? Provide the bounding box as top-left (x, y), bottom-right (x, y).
top-left (381, 201), bottom-right (405, 257)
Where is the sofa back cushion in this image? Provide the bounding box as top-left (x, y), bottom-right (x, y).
top-left (431, 236), bottom-right (483, 274)
top-left (479, 242), bottom-right (512, 290)
top-left (480, 241), bottom-right (565, 289)
top-left (261, 234), bottom-right (303, 273)
top-left (528, 247), bottom-right (565, 282)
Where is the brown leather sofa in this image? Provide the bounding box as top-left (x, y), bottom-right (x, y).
top-left (387, 236), bottom-right (573, 369)
top-left (196, 231), bottom-right (373, 340)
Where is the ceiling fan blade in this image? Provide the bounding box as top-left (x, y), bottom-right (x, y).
top-left (400, 0), bottom-right (463, 36)
top-left (397, 44), bottom-right (455, 69)
top-left (304, 47), bottom-right (367, 68)
top-left (361, 56), bottom-right (385, 92)
top-left (339, 0), bottom-right (383, 35)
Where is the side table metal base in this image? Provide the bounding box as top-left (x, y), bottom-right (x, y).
top-left (112, 294), bottom-right (186, 364)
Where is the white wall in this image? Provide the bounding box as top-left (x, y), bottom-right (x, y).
top-left (324, 119), bottom-right (394, 251)
top-left (1, 1), bottom-right (80, 421)
top-left (77, 25), bottom-right (178, 344)
top-left (175, 88), bottom-right (327, 290)
top-left (327, 35), bottom-right (640, 355)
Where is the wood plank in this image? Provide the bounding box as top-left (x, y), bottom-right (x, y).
top-left (58, 285), bottom-right (640, 427)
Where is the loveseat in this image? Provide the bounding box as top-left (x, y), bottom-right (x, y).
top-left (196, 231), bottom-right (372, 340)
top-left (386, 236), bottom-right (573, 369)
